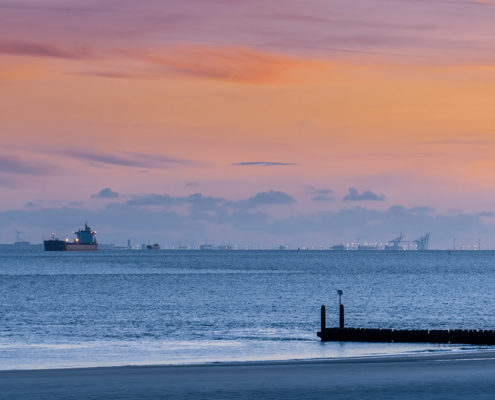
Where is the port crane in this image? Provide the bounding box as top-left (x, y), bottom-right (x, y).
top-left (412, 233), bottom-right (430, 251)
top-left (385, 232), bottom-right (405, 250)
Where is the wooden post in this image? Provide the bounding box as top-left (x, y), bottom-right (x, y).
top-left (340, 304), bottom-right (344, 328)
top-left (321, 305), bottom-right (326, 331)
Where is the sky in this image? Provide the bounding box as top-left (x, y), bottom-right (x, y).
top-left (1, 0), bottom-right (495, 248)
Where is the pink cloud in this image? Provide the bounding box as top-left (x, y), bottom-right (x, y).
top-left (0, 0), bottom-right (494, 64)
top-left (120, 45), bottom-right (318, 84)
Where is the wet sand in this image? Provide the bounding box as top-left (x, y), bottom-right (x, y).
top-left (2, 351), bottom-right (495, 399)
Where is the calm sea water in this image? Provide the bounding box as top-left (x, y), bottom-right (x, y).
top-left (1, 250), bottom-right (495, 370)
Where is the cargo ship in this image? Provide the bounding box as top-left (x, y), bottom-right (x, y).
top-left (44, 223), bottom-right (98, 251)
top-left (358, 243), bottom-right (379, 250)
top-left (147, 243), bottom-right (160, 250)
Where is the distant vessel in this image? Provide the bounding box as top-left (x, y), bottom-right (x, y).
top-left (216, 245), bottom-right (233, 250)
top-left (147, 244), bottom-right (160, 250)
top-left (330, 244), bottom-right (345, 251)
top-left (199, 240), bottom-right (214, 250)
top-left (278, 245), bottom-right (286, 250)
top-left (358, 244), bottom-right (379, 251)
top-left (44, 223), bottom-right (98, 251)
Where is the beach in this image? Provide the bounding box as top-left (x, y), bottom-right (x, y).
top-left (2, 351), bottom-right (495, 399)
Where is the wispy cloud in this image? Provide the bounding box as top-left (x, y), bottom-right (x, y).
top-left (472, 0), bottom-right (495, 5)
top-left (127, 152), bottom-right (196, 166)
top-left (0, 40), bottom-right (89, 59)
top-left (232, 162), bottom-right (297, 166)
top-left (67, 151), bottom-right (149, 168)
top-left (0, 155), bottom-right (60, 175)
top-left (1, 0), bottom-right (495, 68)
top-left (59, 150), bottom-right (195, 169)
top-left (82, 71), bottom-right (134, 79)
top-left (120, 45), bottom-right (317, 84)
top-left (248, 13), bottom-right (330, 24)
top-left (420, 139), bottom-right (495, 146)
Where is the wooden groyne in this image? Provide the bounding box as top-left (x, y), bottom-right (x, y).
top-left (318, 327), bottom-right (495, 345)
top-left (318, 305), bottom-right (495, 345)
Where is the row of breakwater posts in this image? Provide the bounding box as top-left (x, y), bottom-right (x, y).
top-left (317, 305), bottom-right (495, 345)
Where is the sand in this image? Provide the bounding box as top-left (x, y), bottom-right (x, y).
top-left (2, 351), bottom-right (495, 399)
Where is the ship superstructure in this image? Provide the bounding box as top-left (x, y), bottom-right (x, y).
top-left (44, 223), bottom-right (98, 251)
top-left (358, 243), bottom-right (379, 250)
top-left (199, 240), bottom-right (214, 250)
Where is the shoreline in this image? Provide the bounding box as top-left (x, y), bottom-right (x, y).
top-left (8, 347), bottom-right (495, 369)
top-left (1, 345), bottom-right (493, 372)
top-left (3, 351), bottom-right (495, 399)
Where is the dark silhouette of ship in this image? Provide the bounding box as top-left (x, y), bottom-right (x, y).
top-left (44, 223), bottom-right (98, 251)
top-left (147, 243), bottom-right (160, 250)
top-left (216, 245), bottom-right (233, 250)
top-left (199, 240), bottom-right (214, 250)
top-left (358, 243), bottom-right (379, 250)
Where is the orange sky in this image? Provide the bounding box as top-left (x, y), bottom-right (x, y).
top-left (2, 52), bottom-right (494, 204)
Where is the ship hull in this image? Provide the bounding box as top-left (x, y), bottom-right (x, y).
top-left (358, 246), bottom-right (378, 251)
top-left (66, 244), bottom-right (98, 251)
top-left (44, 241), bottom-right (98, 251)
top-left (44, 240), bottom-right (67, 251)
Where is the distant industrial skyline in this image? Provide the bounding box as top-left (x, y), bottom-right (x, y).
top-left (1, 186), bottom-right (494, 249)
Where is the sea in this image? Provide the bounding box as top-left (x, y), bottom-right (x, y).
top-left (1, 250), bottom-right (494, 370)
